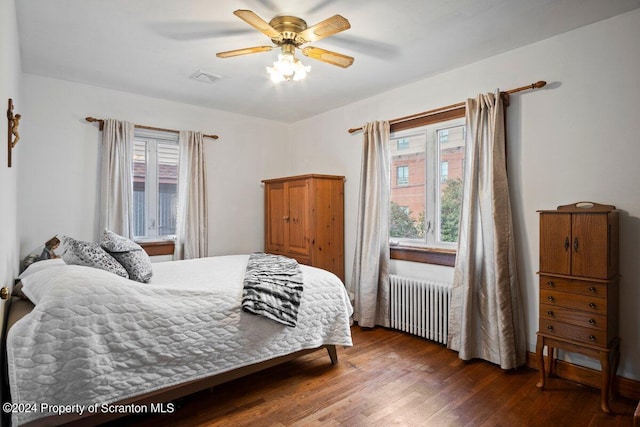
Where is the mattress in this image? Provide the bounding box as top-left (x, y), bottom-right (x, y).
top-left (7, 255), bottom-right (353, 425)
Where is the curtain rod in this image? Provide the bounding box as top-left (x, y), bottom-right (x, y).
top-left (347, 80), bottom-right (547, 134)
top-left (85, 117), bottom-right (219, 140)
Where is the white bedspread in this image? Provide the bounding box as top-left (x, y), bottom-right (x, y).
top-left (8, 255), bottom-right (353, 426)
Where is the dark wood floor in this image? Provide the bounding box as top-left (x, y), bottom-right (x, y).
top-left (109, 327), bottom-right (638, 427)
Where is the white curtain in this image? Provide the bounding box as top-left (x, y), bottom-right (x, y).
top-left (99, 119), bottom-right (134, 238)
top-left (350, 121), bottom-right (391, 328)
top-left (174, 131), bottom-right (208, 260)
top-left (447, 91), bottom-right (526, 370)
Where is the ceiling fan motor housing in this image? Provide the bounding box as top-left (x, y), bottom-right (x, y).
top-left (269, 16), bottom-right (308, 46)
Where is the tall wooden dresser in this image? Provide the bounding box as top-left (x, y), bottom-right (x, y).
top-left (263, 174), bottom-right (345, 282)
top-left (536, 202), bottom-right (620, 413)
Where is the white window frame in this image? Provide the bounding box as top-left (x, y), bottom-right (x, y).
top-left (133, 128), bottom-right (179, 241)
top-left (390, 117), bottom-right (465, 250)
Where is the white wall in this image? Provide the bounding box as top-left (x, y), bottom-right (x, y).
top-left (18, 75), bottom-right (290, 257)
top-left (289, 9), bottom-right (640, 381)
top-left (0, 0), bottom-right (21, 282)
top-left (0, 0), bottom-right (21, 279)
top-left (1, 0), bottom-right (22, 409)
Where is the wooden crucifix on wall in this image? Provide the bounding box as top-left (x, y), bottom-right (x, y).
top-left (7, 98), bottom-right (21, 167)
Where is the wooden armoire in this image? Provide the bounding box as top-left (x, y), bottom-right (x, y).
top-left (262, 174), bottom-right (345, 281)
top-left (536, 202), bottom-right (620, 413)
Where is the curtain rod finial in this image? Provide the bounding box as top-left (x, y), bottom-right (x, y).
top-left (533, 81), bottom-right (546, 89)
top-left (85, 116), bottom-right (104, 130)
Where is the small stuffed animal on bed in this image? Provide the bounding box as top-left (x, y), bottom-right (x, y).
top-left (39, 236), bottom-right (61, 260)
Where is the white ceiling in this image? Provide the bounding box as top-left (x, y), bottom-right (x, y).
top-left (16, 0), bottom-right (640, 122)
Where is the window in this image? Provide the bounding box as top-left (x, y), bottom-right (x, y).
top-left (397, 138), bottom-right (410, 150)
top-left (397, 165), bottom-right (409, 185)
top-left (440, 161), bottom-right (449, 182)
top-left (133, 129), bottom-right (179, 240)
top-left (389, 118), bottom-right (465, 249)
top-left (439, 129), bottom-right (449, 143)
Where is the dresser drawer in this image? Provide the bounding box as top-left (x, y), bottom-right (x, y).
top-left (539, 318), bottom-right (608, 346)
top-left (540, 303), bottom-right (607, 331)
top-left (540, 289), bottom-right (607, 314)
top-left (539, 276), bottom-right (607, 298)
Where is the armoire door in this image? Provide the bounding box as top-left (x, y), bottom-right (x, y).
top-left (285, 179), bottom-right (310, 258)
top-left (265, 182), bottom-right (286, 254)
top-left (539, 212), bottom-right (572, 275)
top-left (571, 213), bottom-right (610, 279)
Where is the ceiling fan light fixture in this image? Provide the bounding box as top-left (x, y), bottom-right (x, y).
top-left (266, 52), bottom-right (311, 83)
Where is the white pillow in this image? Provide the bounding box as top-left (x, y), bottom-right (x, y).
top-left (20, 264), bottom-right (135, 305)
top-left (18, 258), bottom-right (66, 279)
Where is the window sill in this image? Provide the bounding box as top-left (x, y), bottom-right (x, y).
top-left (137, 240), bottom-right (175, 256)
top-left (390, 246), bottom-right (456, 267)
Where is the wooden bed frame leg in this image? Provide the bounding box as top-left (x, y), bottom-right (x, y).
top-left (326, 345), bottom-right (338, 365)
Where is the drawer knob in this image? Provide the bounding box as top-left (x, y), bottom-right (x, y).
top-left (588, 319), bottom-right (596, 325)
top-left (547, 296), bottom-right (554, 302)
top-left (547, 325), bottom-right (554, 331)
top-left (589, 302), bottom-right (597, 309)
top-left (547, 310), bottom-right (554, 316)
top-left (589, 335), bottom-right (596, 341)
top-left (588, 287), bottom-right (597, 293)
top-left (547, 281), bottom-right (554, 287)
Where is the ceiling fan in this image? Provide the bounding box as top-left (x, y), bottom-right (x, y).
top-left (216, 9), bottom-right (354, 82)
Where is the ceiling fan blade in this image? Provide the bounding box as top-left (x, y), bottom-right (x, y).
top-left (216, 46), bottom-right (273, 58)
top-left (301, 46), bottom-right (354, 68)
top-left (297, 15), bottom-right (350, 44)
top-left (233, 9), bottom-right (282, 41)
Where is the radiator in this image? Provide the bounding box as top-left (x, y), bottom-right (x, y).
top-left (389, 274), bottom-right (451, 345)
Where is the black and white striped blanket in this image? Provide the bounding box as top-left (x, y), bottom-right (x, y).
top-left (242, 253), bottom-right (304, 327)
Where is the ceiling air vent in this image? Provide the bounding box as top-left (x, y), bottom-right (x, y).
top-left (190, 70), bottom-right (223, 84)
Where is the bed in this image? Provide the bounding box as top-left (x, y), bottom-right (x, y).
top-left (2, 254), bottom-right (353, 426)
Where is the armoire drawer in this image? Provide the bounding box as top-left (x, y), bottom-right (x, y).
top-left (539, 318), bottom-right (608, 346)
top-left (540, 303), bottom-right (607, 331)
top-left (540, 289), bottom-right (607, 314)
top-left (539, 276), bottom-right (607, 298)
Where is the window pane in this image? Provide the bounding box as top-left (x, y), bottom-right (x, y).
top-left (439, 129), bottom-right (449, 143)
top-left (390, 132), bottom-right (426, 241)
top-left (397, 165), bottom-right (409, 185)
top-left (440, 161), bottom-right (449, 182)
top-left (157, 142), bottom-right (179, 237)
top-left (133, 140), bottom-right (147, 238)
top-left (438, 125), bottom-right (465, 243)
